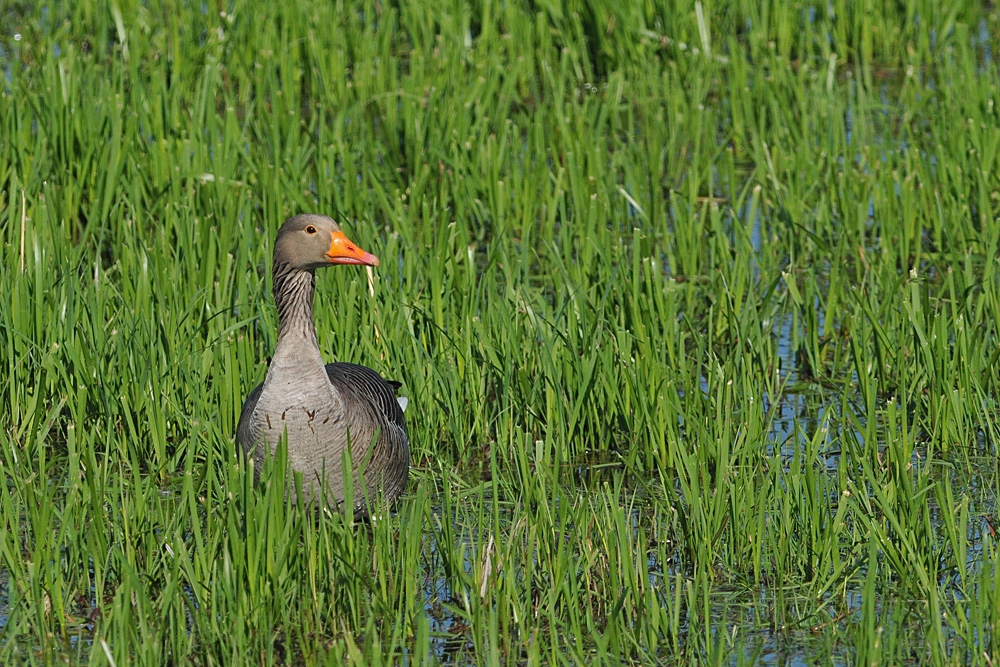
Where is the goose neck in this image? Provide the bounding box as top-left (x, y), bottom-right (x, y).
top-left (273, 262), bottom-right (319, 346)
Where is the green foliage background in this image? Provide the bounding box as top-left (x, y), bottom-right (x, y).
top-left (1, 1), bottom-right (999, 664)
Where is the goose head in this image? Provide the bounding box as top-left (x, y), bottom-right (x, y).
top-left (274, 214), bottom-right (380, 270)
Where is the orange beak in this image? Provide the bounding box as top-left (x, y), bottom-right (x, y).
top-left (325, 230), bottom-right (380, 267)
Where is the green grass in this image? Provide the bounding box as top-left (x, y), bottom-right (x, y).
top-left (2, 0), bottom-right (1000, 664)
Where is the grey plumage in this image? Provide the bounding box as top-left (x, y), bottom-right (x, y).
top-left (236, 214), bottom-right (409, 514)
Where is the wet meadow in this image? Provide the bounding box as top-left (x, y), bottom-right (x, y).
top-left (2, 1), bottom-right (1000, 664)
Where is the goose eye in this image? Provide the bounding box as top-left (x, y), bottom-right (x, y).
top-left (305, 225), bottom-right (317, 234)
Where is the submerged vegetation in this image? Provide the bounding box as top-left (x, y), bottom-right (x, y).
top-left (1, 0), bottom-right (1000, 664)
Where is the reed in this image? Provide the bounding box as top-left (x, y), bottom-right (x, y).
top-left (0, 1), bottom-right (998, 664)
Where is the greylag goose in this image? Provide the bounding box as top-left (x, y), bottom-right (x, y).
top-left (236, 214), bottom-right (409, 513)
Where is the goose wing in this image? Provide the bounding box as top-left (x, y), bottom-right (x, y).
top-left (324, 362), bottom-right (408, 438)
top-left (236, 380), bottom-right (264, 461)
